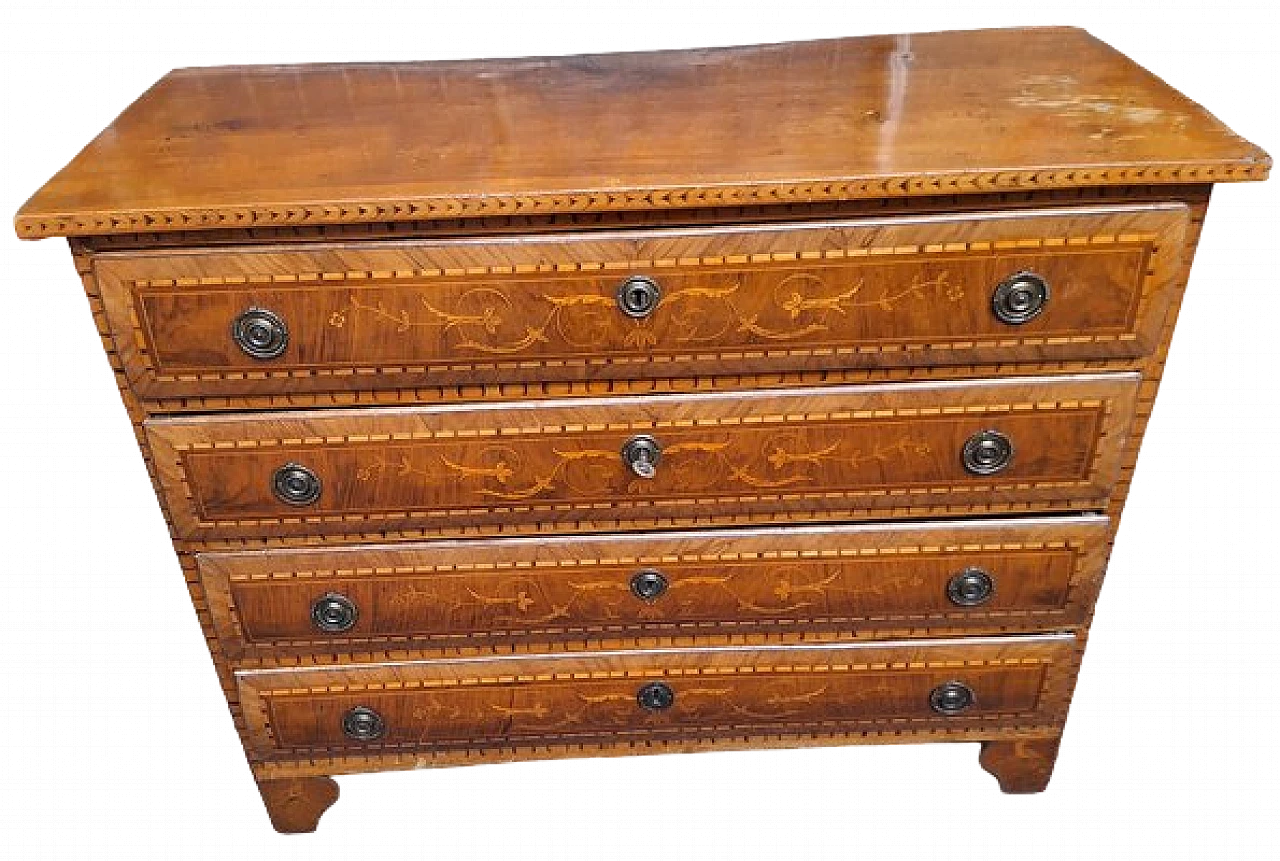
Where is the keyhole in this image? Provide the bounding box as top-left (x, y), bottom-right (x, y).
top-left (622, 435), bottom-right (662, 479)
top-left (617, 276), bottom-right (661, 318)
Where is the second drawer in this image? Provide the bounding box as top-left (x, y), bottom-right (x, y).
top-left (148, 373), bottom-right (1137, 541)
top-left (201, 515), bottom-right (1108, 659)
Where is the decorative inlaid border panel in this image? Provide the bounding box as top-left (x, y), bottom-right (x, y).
top-left (61, 182), bottom-right (1211, 252)
top-left (93, 204), bottom-right (1186, 399)
top-left (16, 161), bottom-right (1265, 240)
top-left (145, 374), bottom-right (1137, 541)
top-left (236, 635), bottom-right (1077, 759)
top-left (250, 722), bottom-right (1068, 779)
top-left (199, 516), bottom-right (1108, 661)
top-left (127, 246), bottom-right (1144, 374)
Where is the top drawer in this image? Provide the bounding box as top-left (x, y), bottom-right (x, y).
top-left (94, 204), bottom-right (1187, 400)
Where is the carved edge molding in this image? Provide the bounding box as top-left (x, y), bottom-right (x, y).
top-left (249, 722), bottom-right (1068, 779)
top-left (228, 613), bottom-right (1085, 658)
top-left (17, 161), bottom-right (1269, 240)
top-left (138, 359), bottom-right (1147, 415)
top-left (166, 400), bottom-right (1106, 451)
top-left (62, 183), bottom-right (1216, 253)
top-left (250, 656), bottom-right (1053, 696)
top-left (126, 233), bottom-right (1155, 289)
top-left (166, 498), bottom-right (1113, 552)
top-left (229, 539), bottom-right (1080, 581)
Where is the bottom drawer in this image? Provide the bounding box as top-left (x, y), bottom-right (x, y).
top-left (238, 634), bottom-right (1075, 758)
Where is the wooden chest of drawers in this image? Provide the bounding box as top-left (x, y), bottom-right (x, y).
top-left (16, 27), bottom-right (1269, 832)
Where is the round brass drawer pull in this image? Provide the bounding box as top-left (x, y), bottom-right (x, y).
top-left (637, 682), bottom-right (675, 712)
top-left (947, 568), bottom-right (995, 607)
top-left (342, 706), bottom-right (386, 741)
top-left (616, 275), bottom-right (662, 318)
top-left (962, 429), bottom-right (1014, 476)
top-left (630, 569), bottom-right (669, 602)
top-left (929, 681), bottom-right (976, 716)
top-left (621, 434), bottom-right (662, 479)
top-left (231, 307), bottom-right (289, 359)
top-left (272, 463), bottom-right (322, 506)
top-left (311, 592), bottom-right (359, 633)
top-left (992, 271), bottom-right (1050, 325)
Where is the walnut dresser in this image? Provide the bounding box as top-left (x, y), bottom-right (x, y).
top-left (16, 27), bottom-right (1269, 832)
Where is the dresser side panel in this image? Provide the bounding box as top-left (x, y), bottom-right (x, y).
top-left (68, 242), bottom-right (252, 746)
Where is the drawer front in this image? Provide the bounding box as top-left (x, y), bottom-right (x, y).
top-left (202, 516), bottom-right (1108, 658)
top-left (149, 373), bottom-right (1141, 539)
top-left (236, 635), bottom-right (1076, 757)
top-left (147, 374), bottom-right (1137, 541)
top-left (96, 204), bottom-right (1186, 399)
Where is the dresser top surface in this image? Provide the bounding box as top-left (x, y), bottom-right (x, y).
top-left (15, 26), bottom-right (1269, 240)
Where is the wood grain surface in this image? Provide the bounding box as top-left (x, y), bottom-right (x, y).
top-left (15, 28), bottom-right (1267, 239)
top-left (14, 26), bottom-right (1271, 827)
top-left (199, 516), bottom-right (1108, 660)
top-left (92, 203), bottom-right (1186, 398)
top-left (256, 776), bottom-right (339, 833)
top-left (236, 634), bottom-right (1077, 759)
top-left (980, 737), bottom-right (1063, 793)
top-left (146, 374), bottom-right (1137, 541)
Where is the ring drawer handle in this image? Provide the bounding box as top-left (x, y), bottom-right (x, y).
top-left (929, 681), bottom-right (976, 716)
top-left (992, 271), bottom-right (1050, 325)
top-left (311, 592), bottom-right (359, 633)
top-left (616, 275), bottom-right (662, 319)
top-left (630, 569), bottom-right (669, 601)
top-left (961, 430), bottom-right (1013, 476)
top-left (621, 435), bottom-right (662, 479)
top-left (342, 706), bottom-right (386, 741)
top-left (231, 307), bottom-right (289, 359)
top-left (637, 682), bottom-right (675, 712)
top-left (947, 567), bottom-right (995, 607)
top-left (272, 463), bottom-right (323, 506)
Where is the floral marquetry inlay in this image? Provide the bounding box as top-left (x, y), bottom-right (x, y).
top-left (203, 516), bottom-right (1107, 656)
top-left (352, 432), bottom-right (934, 502)
top-left (101, 204), bottom-right (1186, 402)
top-left (324, 268), bottom-right (965, 356)
top-left (254, 658), bottom-right (1057, 753)
top-left (371, 559), bottom-right (965, 627)
top-left (149, 373), bottom-right (1137, 539)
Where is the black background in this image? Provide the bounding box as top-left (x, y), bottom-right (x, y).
top-left (7, 16), bottom-right (1269, 844)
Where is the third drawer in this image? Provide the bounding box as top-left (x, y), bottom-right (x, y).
top-left (201, 514), bottom-right (1108, 659)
